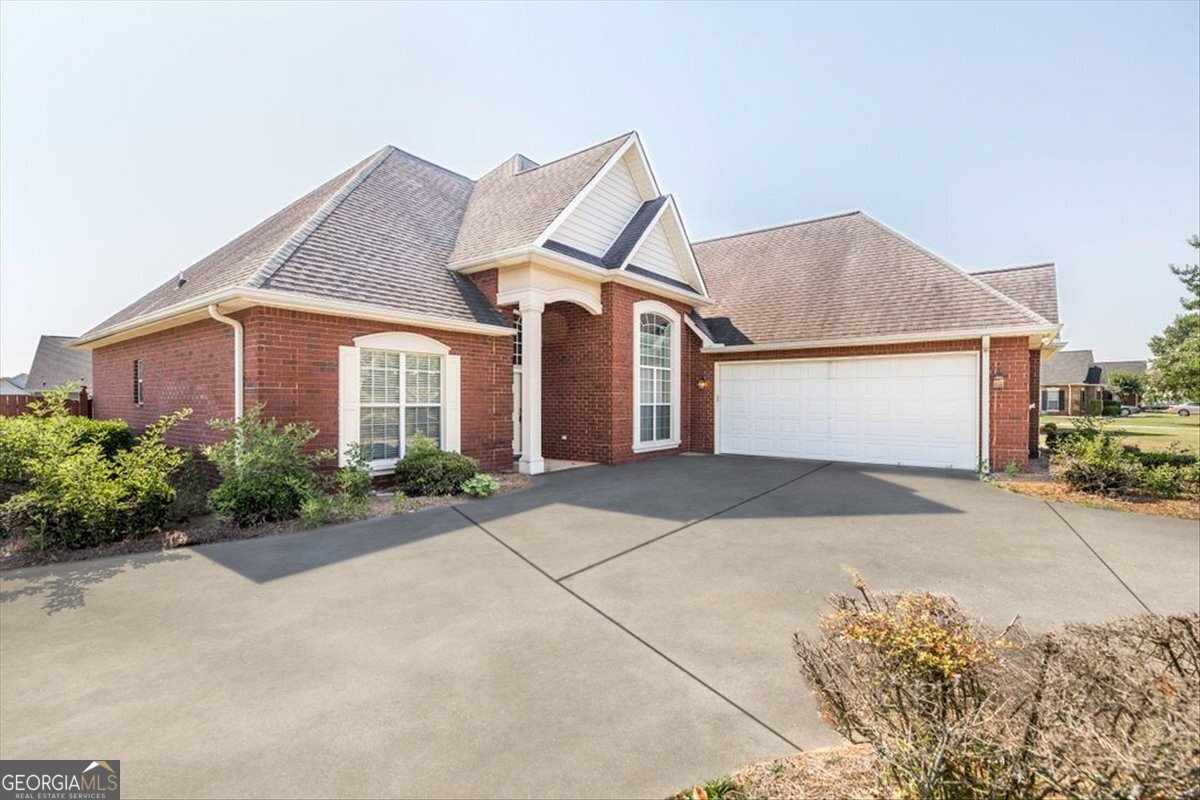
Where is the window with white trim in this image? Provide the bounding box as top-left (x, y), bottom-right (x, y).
top-left (1041, 388), bottom-right (1062, 412)
top-left (358, 349), bottom-right (442, 463)
top-left (637, 313), bottom-right (673, 444)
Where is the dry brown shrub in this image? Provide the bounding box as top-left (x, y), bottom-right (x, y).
top-left (795, 577), bottom-right (1200, 799)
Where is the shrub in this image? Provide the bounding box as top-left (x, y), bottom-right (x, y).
top-left (392, 491), bottom-right (407, 513)
top-left (330, 443), bottom-right (373, 500)
top-left (298, 492), bottom-right (370, 529)
top-left (794, 579), bottom-right (1023, 798)
top-left (393, 435), bottom-right (477, 496)
top-left (1086, 399), bottom-right (1104, 416)
top-left (1182, 463), bottom-right (1200, 497)
top-left (166, 450), bottom-right (214, 523)
top-left (0, 398), bottom-right (135, 502)
top-left (1051, 431), bottom-right (1142, 496)
top-left (1138, 463), bottom-right (1182, 498)
top-left (1039, 422), bottom-right (1058, 451)
top-left (1003, 461), bottom-right (1019, 477)
top-left (794, 579), bottom-right (1200, 800)
top-left (1125, 444), bottom-right (1197, 469)
top-left (460, 473), bottom-right (501, 497)
top-left (202, 405), bottom-right (333, 527)
top-left (0, 410), bottom-right (190, 550)
top-left (1102, 400), bottom-right (1121, 416)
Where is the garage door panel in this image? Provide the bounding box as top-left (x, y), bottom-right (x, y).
top-left (718, 353), bottom-right (978, 469)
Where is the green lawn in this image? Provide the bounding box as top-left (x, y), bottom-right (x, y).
top-left (1043, 412), bottom-right (1200, 454)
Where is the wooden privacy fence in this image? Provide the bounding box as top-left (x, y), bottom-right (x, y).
top-left (0, 386), bottom-right (93, 418)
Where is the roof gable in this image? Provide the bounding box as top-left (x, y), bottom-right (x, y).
top-left (624, 200), bottom-right (707, 294)
top-left (550, 154), bottom-right (646, 257)
top-left (449, 133), bottom-right (633, 265)
top-left (973, 263), bottom-right (1059, 324)
top-left (693, 211), bottom-right (1054, 347)
top-left (1041, 350), bottom-right (1098, 385)
top-left (27, 335), bottom-right (92, 392)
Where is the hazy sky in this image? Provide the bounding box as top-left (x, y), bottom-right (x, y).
top-left (2, 1), bottom-right (1198, 376)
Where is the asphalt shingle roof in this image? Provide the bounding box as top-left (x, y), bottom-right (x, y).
top-left (1041, 350), bottom-right (1098, 385)
top-left (973, 263), bottom-right (1059, 324)
top-left (449, 133), bottom-right (632, 265)
top-left (26, 335), bottom-right (93, 392)
top-left (693, 212), bottom-right (1055, 346)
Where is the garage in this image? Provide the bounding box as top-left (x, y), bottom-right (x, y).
top-left (716, 352), bottom-right (980, 469)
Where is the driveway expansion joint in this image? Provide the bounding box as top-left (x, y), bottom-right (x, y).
top-left (1043, 501), bottom-right (1154, 614)
top-left (451, 504), bottom-right (804, 753)
top-left (556, 461), bottom-right (835, 582)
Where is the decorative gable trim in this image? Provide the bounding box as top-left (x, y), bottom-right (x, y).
top-left (623, 198), bottom-right (708, 297)
top-left (535, 133), bottom-right (660, 249)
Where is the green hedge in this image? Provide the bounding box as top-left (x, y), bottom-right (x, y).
top-left (394, 436), bottom-right (477, 496)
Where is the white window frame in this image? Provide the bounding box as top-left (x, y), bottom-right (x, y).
top-left (631, 299), bottom-right (681, 452)
top-left (133, 359), bottom-right (144, 406)
top-left (339, 332), bottom-right (461, 472)
top-left (1042, 388), bottom-right (1062, 412)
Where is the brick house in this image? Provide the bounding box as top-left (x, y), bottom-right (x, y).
top-left (75, 132), bottom-right (1061, 474)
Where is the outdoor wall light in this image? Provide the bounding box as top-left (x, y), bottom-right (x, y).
top-left (992, 368), bottom-right (1007, 390)
top-left (696, 377), bottom-right (710, 391)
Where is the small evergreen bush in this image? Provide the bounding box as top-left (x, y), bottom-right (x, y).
top-left (393, 435), bottom-right (477, 496)
top-left (1138, 463), bottom-right (1181, 498)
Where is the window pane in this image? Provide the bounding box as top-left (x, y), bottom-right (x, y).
top-left (639, 314), bottom-right (671, 368)
top-left (639, 406), bottom-right (655, 443)
top-left (405, 354), bottom-right (442, 404)
top-left (360, 407), bottom-right (400, 461)
top-left (360, 350), bottom-right (400, 404)
top-left (655, 405), bottom-right (670, 439)
top-left (655, 370), bottom-right (670, 404)
top-left (406, 406), bottom-right (442, 444)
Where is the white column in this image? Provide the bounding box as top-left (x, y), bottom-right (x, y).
top-left (518, 297), bottom-right (545, 475)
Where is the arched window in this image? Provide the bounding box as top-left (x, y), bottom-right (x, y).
top-left (638, 311), bottom-right (676, 443)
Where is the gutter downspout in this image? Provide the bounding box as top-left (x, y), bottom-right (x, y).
top-left (980, 335), bottom-right (991, 474)
top-left (207, 305), bottom-right (243, 420)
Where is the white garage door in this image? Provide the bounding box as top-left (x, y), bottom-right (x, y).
top-left (717, 353), bottom-right (979, 470)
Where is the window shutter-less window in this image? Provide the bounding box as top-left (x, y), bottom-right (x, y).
top-left (338, 346), bottom-right (360, 467)
top-left (444, 355), bottom-right (461, 453)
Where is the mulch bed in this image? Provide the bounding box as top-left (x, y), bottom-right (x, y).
top-left (0, 473), bottom-right (532, 571)
top-left (991, 474), bottom-right (1199, 520)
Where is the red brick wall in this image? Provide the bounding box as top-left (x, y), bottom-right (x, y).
top-left (241, 307), bottom-right (513, 472)
top-left (92, 317), bottom-right (236, 448)
top-left (1028, 350), bottom-right (1041, 458)
top-left (534, 283), bottom-right (696, 464)
top-left (988, 336), bottom-right (1031, 471)
top-left (541, 301), bottom-right (613, 461)
top-left (93, 307), bottom-right (513, 472)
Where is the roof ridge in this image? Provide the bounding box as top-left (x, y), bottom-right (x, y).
top-left (972, 262), bottom-right (1055, 275)
top-left (384, 145), bottom-right (474, 183)
top-left (248, 147), bottom-right (395, 290)
top-left (692, 210), bottom-right (863, 245)
top-left (510, 131), bottom-right (634, 176)
top-left (856, 213), bottom-right (1056, 329)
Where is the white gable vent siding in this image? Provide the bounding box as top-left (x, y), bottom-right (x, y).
top-left (552, 158), bottom-right (644, 257)
top-left (629, 221), bottom-right (685, 281)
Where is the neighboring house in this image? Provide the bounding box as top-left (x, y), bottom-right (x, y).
top-left (25, 336), bottom-right (93, 396)
top-left (1040, 350), bottom-right (1105, 414)
top-left (0, 373), bottom-right (29, 395)
top-left (74, 133), bottom-right (1061, 473)
top-left (1095, 360), bottom-right (1148, 405)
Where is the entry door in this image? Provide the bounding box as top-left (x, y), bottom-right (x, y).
top-left (717, 353), bottom-right (979, 469)
top-left (512, 367), bottom-right (522, 455)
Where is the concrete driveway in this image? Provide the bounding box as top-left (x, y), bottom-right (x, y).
top-left (2, 455), bottom-right (1197, 799)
